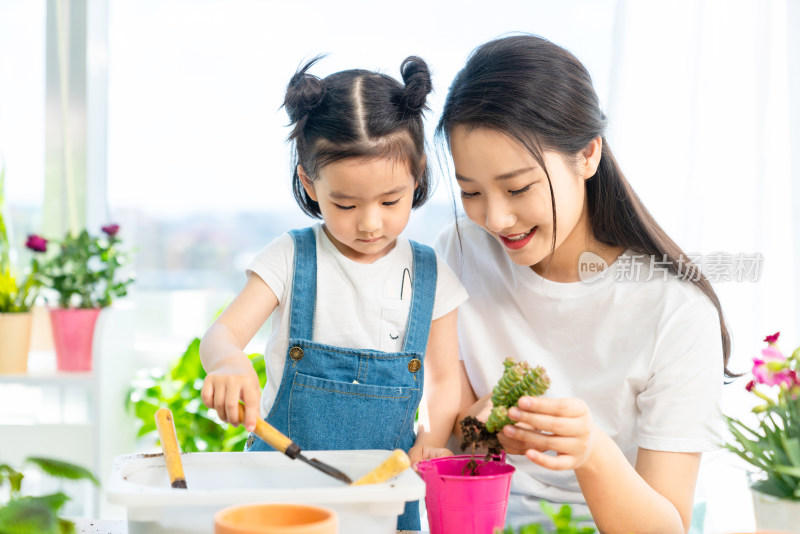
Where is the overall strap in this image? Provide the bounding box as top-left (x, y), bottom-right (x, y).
top-left (288, 227), bottom-right (317, 340)
top-left (402, 241), bottom-right (437, 353)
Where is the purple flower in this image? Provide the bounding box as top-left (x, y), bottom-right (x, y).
top-left (101, 224), bottom-right (120, 237)
top-left (25, 234), bottom-right (48, 252)
top-left (764, 332), bottom-right (780, 344)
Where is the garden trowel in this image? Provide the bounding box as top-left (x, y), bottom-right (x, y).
top-left (236, 403), bottom-right (352, 484)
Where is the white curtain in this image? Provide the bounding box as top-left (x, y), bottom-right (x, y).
top-left (606, 2), bottom-right (797, 528)
top-left (607, 0), bottom-right (796, 371)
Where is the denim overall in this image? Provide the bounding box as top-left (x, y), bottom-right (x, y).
top-left (245, 227), bottom-right (436, 531)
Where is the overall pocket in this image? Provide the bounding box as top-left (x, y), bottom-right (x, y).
top-left (288, 372), bottom-right (414, 451)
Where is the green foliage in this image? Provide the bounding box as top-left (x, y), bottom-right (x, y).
top-left (24, 458), bottom-right (99, 486)
top-left (723, 334), bottom-right (800, 500)
top-left (724, 402), bottom-right (800, 499)
top-left (494, 501), bottom-right (595, 534)
top-left (0, 162), bottom-right (42, 313)
top-left (127, 337), bottom-right (266, 452)
top-left (37, 227), bottom-right (133, 309)
top-left (0, 457), bottom-right (97, 534)
top-left (486, 357), bottom-right (550, 433)
top-left (0, 161), bottom-right (9, 272)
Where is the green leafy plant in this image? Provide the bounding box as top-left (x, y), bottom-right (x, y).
top-left (723, 332), bottom-right (800, 500)
top-left (127, 337), bottom-right (266, 452)
top-left (36, 224), bottom-right (133, 309)
top-left (494, 501), bottom-right (595, 534)
top-left (0, 456), bottom-right (99, 534)
top-left (0, 163), bottom-right (44, 313)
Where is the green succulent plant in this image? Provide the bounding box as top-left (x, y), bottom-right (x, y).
top-left (486, 357), bottom-right (550, 433)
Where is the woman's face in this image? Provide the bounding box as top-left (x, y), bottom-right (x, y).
top-left (449, 126), bottom-right (597, 277)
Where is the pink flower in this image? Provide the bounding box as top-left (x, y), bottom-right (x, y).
top-left (764, 332), bottom-right (780, 344)
top-left (25, 234), bottom-right (48, 252)
top-left (745, 380), bottom-right (756, 392)
top-left (752, 346), bottom-right (795, 387)
top-left (101, 224), bottom-right (120, 237)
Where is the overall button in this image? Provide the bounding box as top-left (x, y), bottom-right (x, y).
top-left (289, 346), bottom-right (304, 362)
top-left (408, 358), bottom-right (422, 373)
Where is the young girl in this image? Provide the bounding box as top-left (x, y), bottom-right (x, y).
top-left (435, 35), bottom-right (731, 532)
top-left (199, 56), bottom-right (466, 530)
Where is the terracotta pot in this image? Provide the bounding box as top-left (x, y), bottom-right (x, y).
top-left (0, 312), bottom-right (33, 373)
top-left (49, 308), bottom-right (102, 371)
top-left (214, 503), bottom-right (337, 534)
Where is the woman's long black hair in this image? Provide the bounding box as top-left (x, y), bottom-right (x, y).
top-left (437, 35), bottom-right (734, 378)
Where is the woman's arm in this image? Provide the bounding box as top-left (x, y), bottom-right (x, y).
top-left (500, 396), bottom-right (699, 534)
top-left (409, 309), bottom-right (462, 463)
top-left (199, 273), bottom-right (278, 433)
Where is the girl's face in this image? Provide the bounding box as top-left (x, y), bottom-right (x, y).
top-left (300, 156), bottom-right (417, 263)
top-left (449, 126), bottom-right (599, 279)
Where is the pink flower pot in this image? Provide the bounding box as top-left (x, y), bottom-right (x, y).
top-left (417, 454), bottom-right (515, 534)
top-left (49, 308), bottom-right (102, 372)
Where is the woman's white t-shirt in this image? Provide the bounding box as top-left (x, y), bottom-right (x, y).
top-left (435, 219), bottom-right (723, 522)
top-left (248, 223), bottom-right (468, 418)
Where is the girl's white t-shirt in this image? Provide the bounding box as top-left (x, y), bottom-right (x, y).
top-left (435, 219), bottom-right (723, 519)
top-left (247, 223), bottom-right (468, 417)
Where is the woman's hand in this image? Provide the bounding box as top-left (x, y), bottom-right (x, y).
top-left (200, 355), bottom-right (262, 432)
top-left (497, 395), bottom-right (597, 470)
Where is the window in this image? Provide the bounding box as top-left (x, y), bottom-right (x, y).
top-left (105, 0), bottom-right (616, 352)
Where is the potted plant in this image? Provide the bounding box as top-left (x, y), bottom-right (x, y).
top-left (419, 358), bottom-right (549, 534)
top-left (35, 224), bottom-right (133, 371)
top-left (723, 332), bottom-right (800, 531)
top-left (0, 456), bottom-right (99, 534)
top-left (0, 163), bottom-right (45, 373)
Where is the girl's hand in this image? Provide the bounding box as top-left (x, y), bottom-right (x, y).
top-left (200, 355), bottom-right (262, 432)
top-left (408, 445), bottom-right (454, 470)
top-left (497, 395), bottom-right (596, 470)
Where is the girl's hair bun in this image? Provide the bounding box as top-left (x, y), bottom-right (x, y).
top-left (284, 56), bottom-right (327, 124)
top-left (399, 56), bottom-right (432, 114)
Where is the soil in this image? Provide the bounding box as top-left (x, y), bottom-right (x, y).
top-left (458, 416), bottom-right (503, 476)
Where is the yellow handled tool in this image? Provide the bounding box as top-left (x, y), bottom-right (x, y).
top-left (237, 404), bottom-right (352, 484)
top-left (155, 408), bottom-right (187, 489)
top-left (351, 449), bottom-right (410, 486)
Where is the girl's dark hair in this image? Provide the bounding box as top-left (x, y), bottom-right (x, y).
top-left (437, 35), bottom-right (734, 378)
top-left (285, 56), bottom-right (433, 218)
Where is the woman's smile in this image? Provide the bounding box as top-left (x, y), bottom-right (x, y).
top-left (499, 227), bottom-right (536, 250)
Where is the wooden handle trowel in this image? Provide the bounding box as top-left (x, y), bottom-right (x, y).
top-left (237, 404), bottom-right (353, 484)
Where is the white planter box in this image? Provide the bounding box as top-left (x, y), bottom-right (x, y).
top-left (106, 449), bottom-right (425, 534)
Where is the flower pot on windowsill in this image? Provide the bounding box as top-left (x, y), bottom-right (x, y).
top-left (49, 307), bottom-right (102, 372)
top-left (0, 312), bottom-right (34, 373)
top-left (750, 485), bottom-right (800, 533)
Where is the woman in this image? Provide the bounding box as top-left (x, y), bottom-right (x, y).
top-left (435, 35), bottom-right (732, 533)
